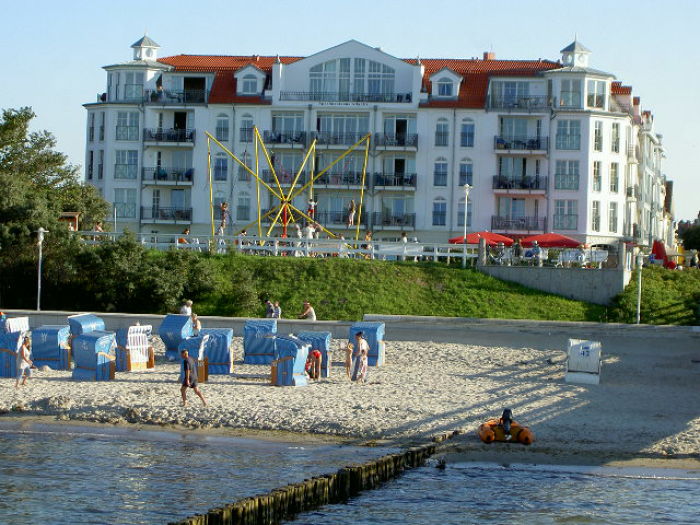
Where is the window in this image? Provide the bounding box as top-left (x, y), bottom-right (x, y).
top-left (87, 151), bottom-right (94, 180)
top-left (553, 199), bottom-right (578, 230)
top-left (609, 202), bottom-right (618, 233)
top-left (311, 58), bottom-right (394, 101)
top-left (98, 150), bottom-right (104, 179)
top-left (115, 150), bottom-right (138, 179)
top-left (610, 163), bottom-right (619, 193)
top-left (457, 197), bottom-right (472, 227)
top-left (242, 75), bottom-right (257, 94)
top-left (460, 118), bottom-right (475, 147)
top-left (238, 152), bottom-right (251, 181)
top-left (237, 193), bottom-right (251, 221)
top-left (114, 188), bottom-right (136, 218)
top-left (592, 201), bottom-right (601, 232)
top-left (611, 122), bottom-right (620, 153)
top-left (554, 160), bottom-right (579, 190)
top-left (491, 81), bottom-right (529, 107)
top-left (434, 158), bottom-right (448, 186)
top-left (560, 79), bottom-right (582, 107)
top-left (124, 72), bottom-right (144, 101)
top-left (240, 115), bottom-right (253, 143)
top-left (89, 113), bottom-right (95, 142)
top-left (593, 161), bottom-right (602, 191)
top-left (273, 113), bottom-right (304, 135)
top-left (116, 111), bottom-right (139, 141)
top-left (587, 80), bottom-right (606, 109)
top-left (214, 156), bottom-right (228, 181)
top-left (459, 159), bottom-right (473, 186)
top-left (99, 113), bottom-right (105, 141)
top-left (317, 113), bottom-right (369, 142)
top-left (437, 77), bottom-right (453, 97)
top-left (555, 120), bottom-right (580, 150)
top-left (432, 199), bottom-right (447, 226)
top-left (593, 121), bottom-right (603, 152)
top-left (216, 114), bottom-right (229, 141)
top-left (435, 119), bottom-right (449, 146)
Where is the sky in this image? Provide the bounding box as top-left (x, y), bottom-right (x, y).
top-left (2, 0), bottom-right (698, 220)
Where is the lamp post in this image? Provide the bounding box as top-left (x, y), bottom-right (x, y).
top-left (635, 252), bottom-right (643, 324)
top-left (36, 227), bottom-right (48, 311)
top-left (462, 184), bottom-right (472, 268)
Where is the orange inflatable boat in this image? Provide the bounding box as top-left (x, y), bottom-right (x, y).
top-left (478, 409), bottom-right (534, 445)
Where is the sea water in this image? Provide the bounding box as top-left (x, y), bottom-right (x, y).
top-left (0, 423), bottom-right (396, 525)
top-left (300, 461), bottom-right (700, 524)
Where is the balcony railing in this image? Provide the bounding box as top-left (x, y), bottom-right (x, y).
top-left (491, 215), bottom-right (547, 231)
top-left (374, 133), bottom-right (418, 147)
top-left (314, 210), bottom-right (366, 225)
top-left (141, 207), bottom-right (193, 222)
top-left (494, 136), bottom-right (548, 151)
top-left (143, 128), bottom-right (195, 143)
top-left (372, 212), bottom-right (416, 228)
top-left (261, 170), bottom-right (308, 185)
top-left (263, 131), bottom-right (307, 145)
top-left (142, 167), bottom-right (194, 183)
top-left (314, 131), bottom-right (368, 146)
top-left (315, 172), bottom-right (367, 186)
top-left (492, 175), bottom-right (547, 190)
top-left (144, 89), bottom-right (208, 104)
top-left (374, 173), bottom-right (417, 188)
top-left (279, 91), bottom-right (413, 103)
top-left (488, 95), bottom-right (551, 110)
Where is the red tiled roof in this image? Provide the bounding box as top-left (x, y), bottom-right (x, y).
top-left (611, 81), bottom-right (632, 95)
top-left (157, 54), bottom-right (560, 107)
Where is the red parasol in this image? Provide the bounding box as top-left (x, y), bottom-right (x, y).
top-left (448, 231), bottom-right (514, 246)
top-left (520, 233), bottom-right (580, 248)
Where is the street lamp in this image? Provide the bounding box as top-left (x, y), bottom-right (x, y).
top-left (36, 227), bottom-right (49, 311)
top-left (463, 184), bottom-right (472, 241)
top-left (635, 252), bottom-right (644, 324)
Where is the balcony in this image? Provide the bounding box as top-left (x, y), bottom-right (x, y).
top-left (261, 170), bottom-right (308, 186)
top-left (488, 95), bottom-right (550, 111)
top-left (491, 215), bottom-right (547, 232)
top-left (315, 210), bottom-right (366, 226)
top-left (144, 89), bottom-right (208, 105)
top-left (494, 136), bottom-right (548, 152)
top-left (143, 128), bottom-right (195, 144)
top-left (315, 171), bottom-right (367, 187)
top-left (314, 132), bottom-right (368, 146)
top-left (492, 175), bottom-right (547, 191)
top-left (374, 133), bottom-right (418, 148)
top-left (263, 131), bottom-right (307, 146)
top-left (374, 173), bottom-right (417, 190)
top-left (372, 212), bottom-right (416, 229)
top-left (142, 167), bottom-right (194, 186)
top-left (140, 207), bottom-right (192, 223)
top-left (279, 92), bottom-right (413, 103)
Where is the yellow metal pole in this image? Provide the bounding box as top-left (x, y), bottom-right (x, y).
top-left (356, 135), bottom-right (371, 241)
top-left (286, 203), bottom-right (337, 238)
top-left (255, 132), bottom-right (262, 239)
top-left (207, 138), bottom-right (215, 249)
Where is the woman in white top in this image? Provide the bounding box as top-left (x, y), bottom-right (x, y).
top-left (298, 301), bottom-right (316, 321)
top-left (15, 336), bottom-right (33, 388)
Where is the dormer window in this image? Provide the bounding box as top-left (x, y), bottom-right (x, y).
top-left (242, 75), bottom-right (258, 94)
top-left (429, 68), bottom-right (461, 99)
top-left (587, 80), bottom-right (606, 109)
top-left (437, 78), bottom-right (453, 97)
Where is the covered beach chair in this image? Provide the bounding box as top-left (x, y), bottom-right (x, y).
top-left (243, 319), bottom-right (277, 364)
top-left (0, 331), bottom-right (25, 378)
top-left (565, 339), bottom-right (602, 385)
top-left (115, 325), bottom-right (154, 372)
top-left (348, 322), bottom-right (386, 366)
top-left (71, 330), bottom-right (116, 381)
top-left (178, 334), bottom-right (210, 383)
top-left (2, 316), bottom-right (30, 334)
top-left (32, 325), bottom-right (71, 370)
top-left (67, 313), bottom-right (105, 337)
top-left (158, 314), bottom-right (194, 361)
top-left (200, 328), bottom-right (234, 374)
top-left (296, 331), bottom-right (332, 378)
top-left (270, 336), bottom-right (309, 387)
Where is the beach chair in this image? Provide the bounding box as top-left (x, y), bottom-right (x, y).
top-left (158, 314), bottom-right (194, 361)
top-left (348, 322), bottom-right (386, 366)
top-left (178, 334), bottom-right (210, 383)
top-left (2, 316), bottom-right (30, 334)
top-left (243, 319), bottom-right (277, 364)
top-left (200, 328), bottom-right (234, 374)
top-left (270, 336), bottom-right (309, 387)
top-left (71, 330), bottom-right (116, 381)
top-left (115, 325), bottom-right (153, 372)
top-left (67, 313), bottom-right (105, 337)
top-left (0, 331), bottom-right (25, 378)
top-left (32, 325), bottom-right (71, 370)
top-left (565, 339), bottom-right (602, 385)
top-left (296, 331), bottom-right (332, 378)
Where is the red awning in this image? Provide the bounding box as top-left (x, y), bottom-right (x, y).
top-left (520, 233), bottom-right (580, 248)
top-left (448, 231), bottom-right (514, 246)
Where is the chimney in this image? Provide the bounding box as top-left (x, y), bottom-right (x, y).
top-left (633, 96), bottom-right (641, 118)
top-left (483, 51), bottom-right (495, 60)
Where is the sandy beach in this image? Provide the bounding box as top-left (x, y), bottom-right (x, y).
top-left (2, 330), bottom-right (699, 469)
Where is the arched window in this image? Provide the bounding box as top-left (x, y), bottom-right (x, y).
top-left (242, 75), bottom-right (257, 94)
top-left (434, 157), bottom-right (448, 187)
top-left (459, 158), bottom-right (473, 186)
top-left (435, 118), bottom-right (449, 146)
top-left (461, 118), bottom-right (475, 147)
top-left (437, 77), bottom-right (453, 97)
top-left (432, 197), bottom-right (447, 226)
top-left (240, 114), bottom-right (253, 143)
top-left (237, 192), bottom-right (251, 221)
top-left (310, 58), bottom-right (394, 101)
top-left (215, 113), bottom-right (229, 141)
top-left (457, 196), bottom-right (472, 227)
top-left (214, 153), bottom-right (228, 181)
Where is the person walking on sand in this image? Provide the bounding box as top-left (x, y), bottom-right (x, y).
top-left (15, 336), bottom-right (33, 388)
top-left (298, 301), bottom-right (316, 321)
top-left (180, 349), bottom-right (207, 407)
top-left (350, 331), bottom-right (369, 383)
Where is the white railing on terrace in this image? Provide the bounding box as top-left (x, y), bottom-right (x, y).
top-left (77, 232), bottom-right (478, 267)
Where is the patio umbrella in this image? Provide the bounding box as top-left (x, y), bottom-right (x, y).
top-left (520, 233), bottom-right (580, 248)
top-left (448, 231), bottom-right (514, 246)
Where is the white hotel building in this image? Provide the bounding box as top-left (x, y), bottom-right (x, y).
top-left (84, 36), bottom-right (674, 247)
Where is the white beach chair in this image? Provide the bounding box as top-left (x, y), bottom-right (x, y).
top-left (565, 339), bottom-right (602, 385)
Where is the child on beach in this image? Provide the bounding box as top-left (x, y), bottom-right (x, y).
top-left (15, 336), bottom-right (33, 388)
top-left (305, 348), bottom-right (322, 380)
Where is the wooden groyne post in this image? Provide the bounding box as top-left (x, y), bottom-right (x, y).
top-left (169, 430), bottom-right (460, 525)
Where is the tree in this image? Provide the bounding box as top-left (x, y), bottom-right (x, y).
top-left (680, 225), bottom-right (700, 251)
